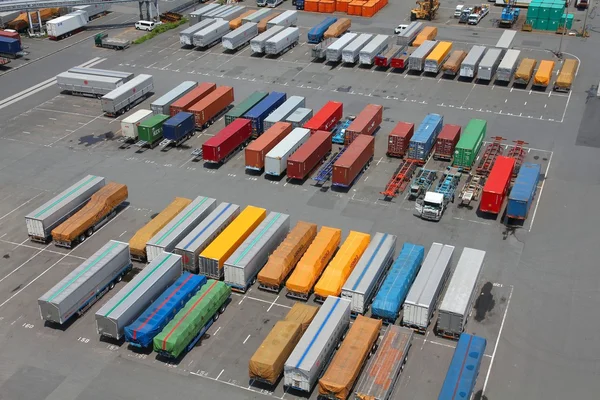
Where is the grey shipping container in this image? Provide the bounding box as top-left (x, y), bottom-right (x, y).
top-left (174, 202), bottom-right (241, 274)
top-left (224, 212), bottom-right (289, 292)
top-left (402, 243), bottom-right (454, 331)
top-left (408, 40), bottom-right (437, 71)
top-left (222, 22), bottom-right (258, 51)
top-left (495, 29), bottom-right (516, 50)
top-left (397, 21), bottom-right (423, 46)
top-left (437, 247), bottom-right (485, 339)
top-left (151, 81), bottom-right (198, 114)
top-left (189, 4), bottom-right (221, 23)
top-left (496, 49), bottom-right (521, 82)
top-left (267, 10), bottom-right (298, 28)
top-left (101, 74), bottom-right (154, 117)
top-left (477, 48), bottom-right (504, 81)
top-left (38, 240), bottom-right (131, 324)
top-left (67, 67), bottom-right (133, 82)
top-left (193, 19), bottom-right (230, 48)
top-left (265, 27), bottom-right (299, 55)
top-left (459, 45), bottom-right (487, 78)
top-left (180, 19), bottom-right (217, 46)
top-left (25, 175), bottom-right (106, 242)
top-left (286, 107), bottom-right (313, 128)
top-left (326, 33), bottom-right (357, 63)
top-left (146, 196), bottom-right (217, 262)
top-left (263, 96), bottom-right (306, 130)
top-left (95, 252), bottom-right (182, 340)
top-left (284, 296), bottom-right (351, 392)
top-left (243, 8), bottom-right (271, 23)
top-left (341, 232), bottom-right (396, 315)
top-left (359, 34), bottom-right (390, 65)
top-left (342, 33), bottom-right (373, 64)
top-left (215, 6), bottom-right (246, 21)
top-left (251, 25), bottom-right (285, 53)
top-left (57, 72), bottom-right (124, 97)
top-left (205, 5), bottom-right (232, 18)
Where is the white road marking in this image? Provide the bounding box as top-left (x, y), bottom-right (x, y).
top-left (190, 371), bottom-right (274, 398)
top-left (0, 239), bottom-right (86, 260)
top-left (213, 326), bottom-right (221, 336)
top-left (216, 369), bottom-right (224, 380)
top-left (266, 295), bottom-right (279, 312)
top-left (243, 334), bottom-right (251, 344)
top-left (0, 244), bottom-right (50, 285)
top-left (119, 231), bottom-right (127, 238)
top-left (528, 150), bottom-right (552, 232)
top-left (0, 192), bottom-right (43, 221)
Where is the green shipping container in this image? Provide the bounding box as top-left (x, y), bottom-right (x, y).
top-left (224, 91), bottom-right (268, 126)
top-left (549, 4), bottom-right (564, 20)
top-left (534, 18), bottom-right (549, 30)
top-left (453, 119), bottom-right (486, 169)
top-left (548, 19), bottom-right (560, 30)
top-left (153, 280), bottom-right (230, 359)
top-left (527, 5), bottom-right (539, 18)
top-left (137, 114), bottom-right (170, 145)
top-left (538, 4), bottom-right (550, 19)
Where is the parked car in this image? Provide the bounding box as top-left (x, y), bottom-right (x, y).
top-left (135, 20), bottom-right (156, 31)
top-left (394, 24), bottom-right (409, 34)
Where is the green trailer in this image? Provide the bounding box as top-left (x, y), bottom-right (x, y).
top-left (153, 279), bottom-right (231, 359)
top-left (136, 114), bottom-right (170, 149)
top-left (224, 91), bottom-right (268, 126)
top-left (453, 119), bottom-right (486, 169)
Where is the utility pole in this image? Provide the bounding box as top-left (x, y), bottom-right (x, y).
top-left (582, 2), bottom-right (590, 37)
top-left (556, 1), bottom-right (569, 58)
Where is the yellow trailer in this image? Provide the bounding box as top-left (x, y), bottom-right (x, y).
top-left (424, 41), bottom-right (453, 73)
top-left (514, 58), bottom-right (537, 85)
top-left (413, 26), bottom-right (437, 47)
top-left (554, 59), bottom-right (578, 92)
top-left (533, 60), bottom-right (555, 88)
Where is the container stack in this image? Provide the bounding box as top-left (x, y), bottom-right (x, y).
top-left (300, 0), bottom-right (388, 17)
top-left (526, 0), bottom-right (571, 31)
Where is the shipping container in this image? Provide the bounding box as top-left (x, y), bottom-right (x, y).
top-left (344, 104), bottom-right (383, 145)
top-left (251, 25), bottom-right (285, 53)
top-left (265, 127), bottom-right (311, 176)
top-left (121, 109), bottom-right (153, 141)
top-left (38, 240), bottom-right (132, 324)
top-left (244, 91), bottom-right (287, 136)
top-left (514, 58), bottom-right (537, 85)
top-left (397, 21), bottom-right (423, 46)
top-left (371, 243), bottom-right (425, 323)
top-left (267, 10), bottom-right (298, 28)
top-left (188, 86), bottom-right (234, 129)
top-left (438, 334), bottom-right (487, 400)
top-left (193, 19), bottom-right (230, 48)
top-left (265, 27), bottom-right (299, 55)
top-left (287, 107), bottom-right (313, 128)
top-left (136, 114), bottom-right (170, 148)
top-left (25, 175), bottom-right (105, 243)
top-left (56, 72), bottom-right (123, 98)
top-left (434, 124), bottom-right (461, 161)
top-left (342, 33), bottom-right (372, 64)
top-left (258, 221), bottom-right (317, 292)
top-left (258, 13), bottom-right (279, 33)
top-left (216, 6), bottom-right (246, 21)
top-left (308, 16), bottom-right (337, 43)
top-left (374, 45), bottom-right (402, 68)
top-left (151, 81), bottom-right (198, 115)
top-left (412, 25), bottom-right (437, 47)
top-left (73, 4), bottom-right (110, 19)
top-left (180, 19), bottom-right (217, 46)
top-left (403, 243), bottom-right (454, 332)
top-left (424, 41), bottom-right (452, 73)
top-left (437, 248), bottom-right (485, 339)
top-left (51, 183), bottom-right (128, 248)
top-left (95, 252), bottom-right (182, 340)
top-left (245, 122), bottom-right (293, 171)
top-left (222, 22), bottom-right (258, 50)
top-left (67, 67), bottom-right (133, 82)
top-left (554, 58), bottom-right (577, 92)
top-left (496, 49), bottom-right (521, 82)
top-left (408, 40), bottom-right (437, 71)
top-left (332, 135), bottom-right (375, 188)
top-left (189, 4), bottom-right (221, 23)
top-left (129, 197), bottom-right (192, 262)
top-left (203, 5), bottom-right (231, 19)
top-left (506, 162), bottom-right (541, 219)
top-left (359, 34), bottom-right (391, 65)
top-left (495, 29), bottom-right (516, 49)
top-left (392, 47), bottom-right (416, 69)
top-left (199, 206), bottom-right (267, 279)
top-left (284, 296), bottom-right (351, 392)
top-left (264, 96), bottom-right (305, 131)
top-left (303, 101), bottom-right (343, 132)
top-left (287, 130), bottom-right (332, 180)
top-left (354, 325), bottom-right (413, 400)
top-left (477, 48), bottom-right (503, 81)
top-left (202, 118), bottom-right (252, 164)
top-left (146, 196), bottom-right (217, 262)
top-left (459, 45), bottom-right (486, 78)
top-left (225, 91), bottom-right (268, 125)
top-left (101, 74), bottom-right (154, 117)
top-left (533, 59), bottom-right (555, 88)
top-left (324, 17), bottom-right (350, 39)
top-left (229, 10), bottom-right (255, 29)
top-left (341, 232), bottom-right (396, 315)
top-left (326, 33), bottom-right (358, 63)
top-left (169, 82), bottom-right (216, 116)
top-left (452, 119), bottom-right (486, 169)
top-left (286, 226), bottom-right (342, 299)
top-left (162, 112), bottom-right (195, 146)
top-left (442, 50), bottom-right (468, 76)
top-left (386, 122), bottom-right (415, 158)
top-left (46, 12), bottom-right (87, 40)
top-left (480, 156), bottom-right (515, 214)
top-left (407, 113), bottom-right (443, 161)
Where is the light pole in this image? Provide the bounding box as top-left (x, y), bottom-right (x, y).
top-left (557, 1), bottom-right (569, 58)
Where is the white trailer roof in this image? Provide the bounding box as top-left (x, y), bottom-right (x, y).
top-left (181, 20), bottom-right (216, 36)
top-left (253, 25), bottom-right (285, 43)
top-left (122, 109), bottom-right (153, 124)
top-left (495, 30), bottom-right (517, 49)
top-left (266, 128), bottom-right (310, 159)
top-left (361, 34), bottom-right (390, 55)
top-left (479, 48), bottom-right (503, 69)
top-left (498, 49), bottom-right (521, 70)
top-left (439, 247), bottom-right (485, 316)
top-left (328, 32), bottom-right (358, 51)
top-left (67, 67), bottom-right (133, 80)
top-left (151, 81), bottom-right (197, 108)
top-left (243, 8), bottom-right (271, 23)
top-left (410, 40), bottom-right (437, 59)
top-left (57, 72), bottom-right (122, 84)
top-left (287, 108), bottom-right (312, 123)
top-left (264, 96), bottom-right (305, 124)
top-left (343, 33), bottom-right (373, 53)
top-left (463, 45), bottom-right (487, 66)
top-left (405, 243), bottom-right (454, 307)
top-left (269, 10), bottom-right (297, 25)
top-left (102, 74), bottom-right (153, 101)
top-left (176, 202), bottom-right (240, 253)
top-left (190, 3), bottom-right (220, 17)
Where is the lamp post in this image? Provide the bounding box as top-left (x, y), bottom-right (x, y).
top-left (557, 1), bottom-right (569, 58)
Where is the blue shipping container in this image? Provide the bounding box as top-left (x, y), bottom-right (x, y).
top-left (371, 243), bottom-right (425, 323)
top-left (438, 333), bottom-right (487, 400)
top-left (307, 16), bottom-right (337, 43)
top-left (123, 272), bottom-right (206, 347)
top-left (0, 37), bottom-right (21, 55)
top-left (506, 162), bottom-right (541, 219)
top-left (244, 91), bottom-right (287, 136)
top-left (407, 113), bottom-right (443, 161)
top-left (163, 112), bottom-right (195, 143)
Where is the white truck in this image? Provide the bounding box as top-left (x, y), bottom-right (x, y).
top-left (468, 5), bottom-right (489, 25)
top-left (454, 4), bottom-right (465, 17)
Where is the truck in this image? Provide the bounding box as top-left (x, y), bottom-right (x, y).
top-left (135, 114), bottom-right (170, 148)
top-left (408, 40), bottom-right (437, 72)
top-left (496, 49), bottom-right (521, 82)
top-left (375, 45), bottom-right (402, 68)
top-left (267, 10), bottom-right (298, 28)
top-left (160, 112), bottom-right (196, 148)
top-left (265, 27), bottom-right (299, 55)
top-left (222, 22), bottom-right (258, 51)
top-left (359, 34), bottom-right (390, 65)
top-left (453, 119), bottom-right (486, 169)
top-left (287, 107), bottom-right (313, 128)
top-left (189, 86), bottom-right (234, 129)
top-left (303, 101), bottom-right (343, 133)
top-left (454, 4), bottom-right (465, 17)
top-left (442, 50), bottom-right (467, 76)
top-left (576, 0), bottom-right (589, 9)
top-left (95, 252), bottom-right (182, 340)
top-left (554, 58), bottom-right (577, 92)
top-left (344, 104), bottom-right (383, 145)
top-left (25, 175), bottom-right (105, 243)
top-left (434, 124), bottom-right (461, 160)
top-left (251, 25), bottom-right (285, 53)
top-left (94, 33), bottom-right (130, 50)
top-left (101, 74), bottom-right (154, 117)
top-left (341, 232), bottom-right (396, 315)
top-left (121, 109), bottom-right (153, 142)
top-left (264, 96), bottom-right (305, 131)
top-left (287, 130), bottom-right (332, 180)
top-left (409, 168), bottom-right (437, 199)
top-left (387, 121), bottom-right (414, 157)
top-left (67, 67), bottom-right (133, 82)
top-left (38, 240), bottom-right (132, 324)
top-left (46, 12), bottom-right (87, 40)
top-left (424, 41), bottom-right (452, 74)
top-left (467, 4), bottom-right (489, 25)
top-left (534, 60), bottom-right (555, 89)
top-left (391, 46), bottom-right (416, 69)
top-left (332, 118), bottom-right (353, 145)
top-left (415, 168), bottom-right (462, 221)
top-left (407, 113), bottom-right (443, 161)
top-left (265, 127), bottom-right (311, 176)
top-left (437, 248), bottom-right (485, 339)
top-left (51, 183), bottom-right (128, 248)
top-left (480, 155), bottom-right (515, 214)
top-left (499, 6), bottom-right (520, 28)
top-left (192, 19), bottom-right (230, 48)
top-left (332, 135), bottom-right (375, 188)
top-left (170, 82), bottom-right (216, 116)
top-left (73, 4), bottom-right (110, 19)
top-left (397, 21), bottom-right (423, 46)
top-left (245, 122), bottom-right (293, 171)
top-left (151, 81), bottom-right (198, 115)
top-left (342, 33), bottom-right (373, 64)
top-left (459, 45), bottom-right (486, 79)
top-left (326, 32), bottom-right (358, 63)
top-left (225, 91), bottom-right (268, 125)
top-left (0, 36), bottom-right (20, 60)
top-left (477, 48), bottom-right (503, 81)
top-left (244, 91), bottom-right (287, 136)
top-left (438, 334), bottom-right (487, 400)
top-left (402, 243), bottom-right (455, 333)
top-left (56, 72), bottom-right (123, 98)
top-left (506, 162), bottom-right (541, 220)
top-left (307, 16), bottom-right (337, 44)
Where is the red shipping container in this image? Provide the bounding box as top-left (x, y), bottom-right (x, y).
top-left (287, 130), bottom-right (333, 180)
top-left (169, 82), bottom-right (216, 116)
top-left (332, 135), bottom-right (375, 187)
top-left (480, 156), bottom-right (515, 214)
top-left (245, 122), bottom-right (293, 171)
top-left (202, 118), bottom-right (252, 164)
top-left (344, 104), bottom-right (383, 145)
top-left (386, 121), bottom-right (414, 157)
top-left (434, 124), bottom-right (461, 160)
top-left (303, 101), bottom-right (343, 132)
top-left (189, 86), bottom-right (234, 129)
top-left (0, 30), bottom-right (20, 44)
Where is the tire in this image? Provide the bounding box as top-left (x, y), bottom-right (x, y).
top-left (219, 304), bottom-right (226, 314)
top-left (79, 234), bottom-right (86, 244)
top-left (213, 312), bottom-right (219, 322)
top-left (86, 227), bottom-right (94, 237)
top-left (117, 274), bottom-right (123, 283)
top-left (109, 281), bottom-right (115, 290)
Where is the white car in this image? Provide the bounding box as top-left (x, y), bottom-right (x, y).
top-left (394, 24), bottom-right (409, 34)
top-left (135, 20), bottom-right (156, 31)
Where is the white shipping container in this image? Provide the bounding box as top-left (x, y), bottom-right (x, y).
top-left (264, 127), bottom-right (310, 176)
top-left (67, 67), bottom-right (133, 82)
top-left (250, 25), bottom-right (284, 53)
top-left (359, 34), bottom-right (390, 65)
top-left (397, 21), bottom-right (423, 46)
top-left (263, 96), bottom-right (305, 131)
top-left (193, 19), bottom-right (230, 48)
top-left (267, 10), bottom-right (297, 28)
top-left (265, 27), bottom-right (299, 55)
top-left (180, 19), bottom-right (217, 46)
top-left (209, 5), bottom-right (233, 18)
top-left (101, 74), bottom-right (154, 116)
top-left (46, 12), bottom-right (87, 39)
top-left (496, 49), bottom-right (521, 82)
top-left (215, 6), bottom-right (246, 21)
top-left (121, 109), bottom-right (153, 140)
top-left (286, 107), bottom-right (312, 128)
top-left (408, 40), bottom-right (437, 71)
top-left (56, 72), bottom-right (123, 97)
top-left (326, 33), bottom-right (358, 63)
top-left (222, 22), bottom-right (258, 51)
top-left (460, 45), bottom-right (486, 78)
top-left (478, 48), bottom-right (504, 81)
top-left (342, 33), bottom-right (373, 64)
top-left (243, 9), bottom-right (271, 24)
top-left (495, 29), bottom-right (516, 49)
top-left (189, 3), bottom-right (221, 23)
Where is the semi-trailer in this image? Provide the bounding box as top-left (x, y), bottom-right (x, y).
top-left (38, 240), bottom-right (132, 324)
top-left (397, 23), bottom-right (424, 46)
top-left (263, 96), bottom-right (305, 131)
top-left (359, 34), bottom-right (390, 65)
top-left (202, 118), bottom-right (252, 163)
top-left (303, 101), bottom-right (343, 133)
top-left (222, 22), bottom-right (258, 51)
top-left (514, 58), bottom-right (536, 85)
top-left (265, 127), bottom-right (311, 176)
top-left (265, 27), bottom-right (299, 55)
top-left (56, 72), bottom-right (123, 98)
top-left (344, 104), bottom-right (383, 145)
top-left (245, 122), bottom-right (293, 171)
top-left (406, 23), bottom-right (431, 46)
top-left (101, 74), bottom-right (154, 117)
top-left (533, 59), bottom-right (555, 88)
top-left (437, 247), bottom-right (485, 339)
top-left (161, 112), bottom-right (196, 148)
top-left (145, 196), bottom-right (217, 262)
top-left (169, 82), bottom-right (217, 116)
top-left (496, 49), bottom-right (521, 82)
top-left (554, 59), bottom-right (577, 92)
top-left (307, 16), bottom-right (337, 43)
top-left (424, 41), bottom-right (453, 74)
top-left (229, 10), bottom-right (255, 29)
top-left (324, 17), bottom-right (350, 39)
top-left (287, 107), bottom-right (313, 128)
top-left (313, 231), bottom-right (370, 302)
top-left (442, 50), bottom-right (467, 76)
top-left (225, 91), bottom-right (268, 125)
top-left (251, 25), bottom-right (285, 53)
top-left (407, 113), bottom-right (444, 161)
top-left (244, 91), bottom-right (287, 136)
top-left (312, 37), bottom-right (335, 59)
top-left (480, 155), bottom-right (515, 214)
top-left (452, 119), bottom-right (486, 169)
top-left (477, 48), bottom-right (503, 81)
top-left (332, 135), bottom-right (375, 188)
top-left (386, 121), bottom-right (414, 157)
top-left (188, 86), bottom-right (234, 129)
top-left (506, 162), bottom-right (541, 220)
top-left (46, 12), bottom-right (87, 40)
top-left (135, 114), bottom-right (170, 148)
top-left (391, 46), bottom-right (416, 69)
top-left (25, 175), bottom-right (105, 243)
top-left (73, 4), bottom-right (110, 19)
top-left (408, 40), bottom-right (437, 72)
top-left (459, 45), bottom-right (486, 79)
top-left (216, 6), bottom-right (246, 21)
top-left (434, 124), bottom-right (461, 161)
top-left (374, 45), bottom-right (402, 68)
top-left (67, 67), bottom-right (133, 82)
top-left (283, 296), bottom-right (351, 392)
top-left (95, 252), bottom-right (182, 340)
top-left (326, 32), bottom-right (358, 63)
top-left (267, 10), bottom-right (298, 28)
top-left (121, 109), bottom-right (153, 141)
top-left (287, 130), bottom-right (332, 180)
top-left (403, 243), bottom-right (454, 332)
top-left (193, 19), bottom-right (230, 48)
top-left (438, 333), bottom-right (487, 400)
top-left (180, 19), bottom-right (217, 46)
top-left (341, 232), bottom-right (396, 315)
top-left (371, 243), bottom-right (425, 324)
top-left (51, 182), bottom-right (128, 248)
top-left (203, 5), bottom-right (232, 19)
top-left (151, 81), bottom-right (198, 115)
top-left (258, 13), bottom-right (279, 33)
top-left (189, 4), bottom-right (221, 23)
top-left (341, 33), bottom-right (372, 64)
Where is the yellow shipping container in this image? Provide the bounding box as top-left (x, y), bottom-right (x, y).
top-left (426, 41), bottom-right (453, 65)
top-left (284, 303), bottom-right (319, 333)
top-left (313, 231), bottom-right (370, 301)
top-left (554, 58), bottom-right (578, 92)
top-left (128, 197), bottom-right (192, 262)
top-left (413, 26), bottom-right (437, 47)
top-left (285, 226), bottom-right (342, 299)
top-left (514, 58), bottom-right (537, 84)
top-left (534, 60), bottom-right (555, 87)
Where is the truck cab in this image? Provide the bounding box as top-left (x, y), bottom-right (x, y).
top-left (415, 192), bottom-right (447, 221)
top-left (468, 13), bottom-right (482, 25)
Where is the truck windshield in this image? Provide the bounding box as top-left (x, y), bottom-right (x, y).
top-left (424, 201), bottom-right (440, 208)
top-left (266, 0), bottom-right (276, 4)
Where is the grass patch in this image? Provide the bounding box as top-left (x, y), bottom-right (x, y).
top-left (133, 18), bottom-right (188, 45)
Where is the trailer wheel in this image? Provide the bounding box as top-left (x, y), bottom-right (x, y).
top-left (213, 312), bottom-right (219, 322)
top-left (219, 304), bottom-right (226, 314)
top-left (79, 234), bottom-right (86, 244)
top-left (86, 227), bottom-right (94, 237)
top-left (109, 281), bottom-right (115, 290)
top-left (117, 274), bottom-right (123, 283)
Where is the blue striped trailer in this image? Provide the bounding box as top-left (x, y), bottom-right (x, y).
top-left (506, 162), bottom-right (541, 220)
top-left (438, 333), bottom-right (487, 400)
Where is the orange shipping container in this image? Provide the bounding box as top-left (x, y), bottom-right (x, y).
top-left (188, 86), bottom-right (234, 128)
top-left (413, 26), bottom-right (437, 47)
top-left (305, 0), bottom-right (320, 12)
top-left (258, 13), bottom-right (279, 33)
top-left (319, 0), bottom-right (335, 12)
top-left (245, 122), bottom-right (292, 171)
top-left (318, 315), bottom-right (382, 400)
top-left (362, 2), bottom-right (376, 17)
top-left (534, 60), bottom-right (555, 87)
top-left (284, 303), bottom-right (319, 333)
top-left (336, 0), bottom-right (351, 12)
top-left (324, 18), bottom-right (351, 39)
top-left (230, 10), bottom-right (256, 30)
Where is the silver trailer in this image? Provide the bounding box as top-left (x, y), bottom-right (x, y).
top-left (478, 48), bottom-right (504, 81)
top-left (496, 49), bottom-right (521, 82)
top-left (206, 5), bottom-right (232, 18)
top-left (56, 72), bottom-right (123, 98)
top-left (224, 212), bottom-right (289, 292)
top-left (150, 81), bottom-right (197, 115)
top-left (189, 3), bottom-right (221, 24)
top-left (437, 248), bottom-right (485, 339)
top-left (495, 29), bottom-right (516, 50)
top-left (180, 19), bottom-right (217, 46)
top-left (284, 296), bottom-right (351, 392)
top-left (459, 45), bottom-right (486, 78)
top-left (251, 25), bottom-right (285, 53)
top-left (402, 243), bottom-right (454, 332)
top-left (243, 8), bottom-right (271, 23)
top-left (286, 107), bottom-right (313, 128)
top-left (38, 240), bottom-right (131, 324)
top-left (67, 67), bottom-right (133, 82)
top-left (174, 202), bottom-right (241, 274)
top-left (263, 96), bottom-right (305, 131)
top-left (146, 196), bottom-right (217, 262)
top-left (265, 27), bottom-right (299, 56)
top-left (341, 232), bottom-right (396, 315)
top-left (193, 19), bottom-right (230, 48)
top-left (222, 22), bottom-right (258, 51)
top-left (326, 33), bottom-right (357, 63)
top-left (359, 34), bottom-right (391, 65)
top-left (25, 175), bottom-right (105, 243)
top-left (95, 252), bottom-right (182, 340)
top-left (101, 74), bottom-right (154, 117)
top-left (72, 4), bottom-right (110, 19)
top-left (312, 37), bottom-right (335, 59)
top-left (408, 40), bottom-right (437, 71)
top-left (215, 5), bottom-right (246, 21)
top-left (342, 33), bottom-right (373, 64)
top-left (397, 21), bottom-right (423, 46)
top-left (267, 10), bottom-right (298, 28)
